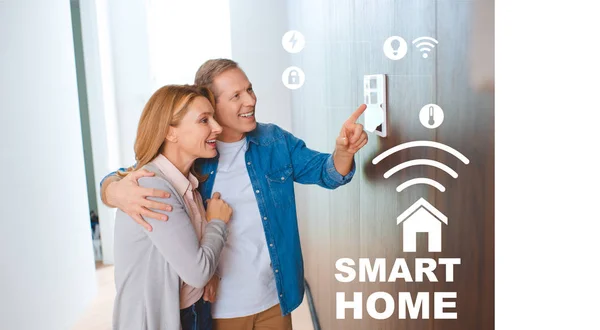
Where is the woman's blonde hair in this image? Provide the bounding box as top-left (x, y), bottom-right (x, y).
top-left (118, 84), bottom-right (215, 180)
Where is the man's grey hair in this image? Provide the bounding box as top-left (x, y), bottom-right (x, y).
top-left (194, 58), bottom-right (240, 99)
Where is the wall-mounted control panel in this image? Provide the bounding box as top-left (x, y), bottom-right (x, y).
top-left (363, 74), bottom-right (387, 137)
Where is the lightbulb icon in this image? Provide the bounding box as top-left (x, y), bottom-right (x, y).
top-left (383, 36), bottom-right (407, 60)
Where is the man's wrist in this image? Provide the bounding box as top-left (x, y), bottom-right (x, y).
top-left (102, 177), bottom-right (119, 208)
top-left (332, 149), bottom-right (354, 176)
top-left (334, 149), bottom-right (354, 162)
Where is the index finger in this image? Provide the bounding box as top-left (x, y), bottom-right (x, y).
top-left (345, 104), bottom-right (367, 126)
top-left (128, 168), bottom-right (154, 181)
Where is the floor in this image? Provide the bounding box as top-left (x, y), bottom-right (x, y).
top-left (73, 262), bottom-right (314, 330)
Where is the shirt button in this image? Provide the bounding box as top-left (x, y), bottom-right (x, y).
top-left (247, 162), bottom-right (251, 165)
top-left (275, 269), bottom-right (279, 273)
top-left (269, 243), bottom-right (273, 247)
top-left (280, 294), bottom-right (283, 297)
top-left (256, 190), bottom-right (260, 194)
top-left (210, 171), bottom-right (214, 174)
top-left (281, 177), bottom-right (285, 181)
top-left (263, 217), bottom-right (267, 220)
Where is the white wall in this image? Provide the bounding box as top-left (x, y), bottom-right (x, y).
top-left (0, 0), bottom-right (97, 329)
top-left (229, 0), bottom-right (293, 131)
top-left (147, 0), bottom-right (232, 89)
top-left (78, 0), bottom-right (121, 264)
top-left (79, 0), bottom-right (233, 263)
top-left (107, 0), bottom-right (155, 167)
top-left (106, 0), bottom-right (234, 167)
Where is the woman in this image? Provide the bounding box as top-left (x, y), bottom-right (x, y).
top-left (112, 84), bottom-right (231, 330)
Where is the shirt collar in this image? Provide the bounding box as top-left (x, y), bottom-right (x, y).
top-left (246, 122), bottom-right (277, 146)
top-left (151, 154), bottom-right (198, 198)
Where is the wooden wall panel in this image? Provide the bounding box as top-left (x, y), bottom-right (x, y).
top-left (433, 1), bottom-right (494, 329)
top-left (286, 0), bottom-right (494, 329)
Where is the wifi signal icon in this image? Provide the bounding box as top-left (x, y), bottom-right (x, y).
top-left (372, 141), bottom-right (469, 193)
top-left (412, 36), bottom-right (439, 59)
top-left (372, 141), bottom-right (469, 252)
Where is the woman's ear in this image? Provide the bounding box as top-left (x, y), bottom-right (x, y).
top-left (165, 126), bottom-right (178, 143)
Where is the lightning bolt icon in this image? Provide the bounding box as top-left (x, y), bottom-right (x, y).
top-left (289, 32), bottom-right (298, 49)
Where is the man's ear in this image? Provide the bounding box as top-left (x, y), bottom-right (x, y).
top-left (165, 126), bottom-right (178, 143)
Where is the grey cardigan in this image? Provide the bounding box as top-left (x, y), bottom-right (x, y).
top-left (112, 163), bottom-right (228, 330)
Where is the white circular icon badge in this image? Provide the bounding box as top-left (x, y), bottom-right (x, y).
top-left (282, 66), bottom-right (305, 90)
top-left (282, 30), bottom-right (306, 53)
top-left (419, 104), bottom-right (445, 129)
top-left (383, 36), bottom-right (408, 60)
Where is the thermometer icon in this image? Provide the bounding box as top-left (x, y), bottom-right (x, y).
top-left (419, 104), bottom-right (444, 129)
top-left (428, 106), bottom-right (435, 126)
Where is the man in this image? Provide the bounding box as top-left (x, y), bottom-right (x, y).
top-left (101, 59), bottom-right (368, 330)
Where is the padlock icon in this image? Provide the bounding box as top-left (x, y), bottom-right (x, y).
top-left (282, 67), bottom-right (304, 89)
top-left (288, 70), bottom-right (299, 85)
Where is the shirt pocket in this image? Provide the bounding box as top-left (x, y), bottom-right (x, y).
top-left (266, 164), bottom-right (294, 208)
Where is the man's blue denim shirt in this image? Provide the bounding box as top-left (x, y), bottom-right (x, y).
top-left (101, 123), bottom-right (355, 316)
top-left (196, 123), bottom-right (355, 315)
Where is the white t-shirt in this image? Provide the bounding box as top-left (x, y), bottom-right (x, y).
top-left (210, 139), bottom-right (279, 319)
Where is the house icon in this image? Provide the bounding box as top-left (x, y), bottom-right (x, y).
top-left (397, 198), bottom-right (448, 252)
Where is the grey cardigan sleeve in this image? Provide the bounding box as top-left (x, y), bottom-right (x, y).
top-left (138, 176), bottom-right (228, 289)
